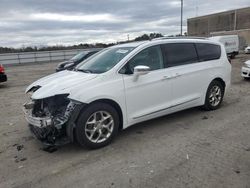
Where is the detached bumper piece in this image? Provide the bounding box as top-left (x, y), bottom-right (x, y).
top-left (23, 96), bottom-right (82, 146)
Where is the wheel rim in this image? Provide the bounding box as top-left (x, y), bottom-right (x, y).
top-left (85, 111), bottom-right (114, 143)
top-left (209, 85), bottom-right (222, 107)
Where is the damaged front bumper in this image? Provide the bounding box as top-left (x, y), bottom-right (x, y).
top-left (23, 96), bottom-right (84, 146)
top-left (24, 102), bottom-right (53, 127)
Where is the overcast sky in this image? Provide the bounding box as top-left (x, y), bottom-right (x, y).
top-left (0, 0), bottom-right (249, 47)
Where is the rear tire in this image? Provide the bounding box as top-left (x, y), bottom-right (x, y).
top-left (75, 102), bottom-right (119, 149)
top-left (203, 80), bottom-right (224, 111)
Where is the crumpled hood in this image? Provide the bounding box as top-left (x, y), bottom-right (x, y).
top-left (26, 70), bottom-right (98, 99)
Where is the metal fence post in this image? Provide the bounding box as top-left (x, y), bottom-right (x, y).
top-left (34, 52), bottom-right (37, 63)
top-left (17, 53), bottom-right (21, 64)
top-left (63, 51), bottom-right (66, 60)
top-left (49, 51), bottom-right (52, 62)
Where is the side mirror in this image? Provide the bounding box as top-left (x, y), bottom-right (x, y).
top-left (134, 65), bottom-right (150, 75)
top-left (133, 65), bottom-right (150, 81)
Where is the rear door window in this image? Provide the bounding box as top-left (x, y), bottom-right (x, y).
top-left (195, 43), bottom-right (221, 61)
top-left (161, 43), bottom-right (198, 67)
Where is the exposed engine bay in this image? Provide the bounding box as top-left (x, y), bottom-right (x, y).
top-left (23, 93), bottom-right (84, 146)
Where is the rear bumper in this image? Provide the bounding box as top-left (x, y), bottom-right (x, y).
top-left (0, 73), bottom-right (7, 82)
top-left (241, 67), bottom-right (250, 78)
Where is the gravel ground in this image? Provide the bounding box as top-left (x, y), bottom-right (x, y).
top-left (0, 55), bottom-right (250, 188)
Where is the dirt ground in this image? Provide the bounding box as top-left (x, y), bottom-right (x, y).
top-left (0, 55), bottom-right (250, 188)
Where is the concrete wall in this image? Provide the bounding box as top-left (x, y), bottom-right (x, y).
top-left (188, 7), bottom-right (250, 36)
top-left (187, 7), bottom-right (250, 49)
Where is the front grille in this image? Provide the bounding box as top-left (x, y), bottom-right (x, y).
top-left (29, 124), bottom-right (56, 142)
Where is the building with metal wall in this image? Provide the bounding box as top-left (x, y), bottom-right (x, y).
top-left (187, 7), bottom-right (250, 49)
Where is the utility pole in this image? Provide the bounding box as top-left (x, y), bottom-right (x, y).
top-left (195, 0), bottom-right (198, 17)
top-left (181, 0), bottom-right (183, 36)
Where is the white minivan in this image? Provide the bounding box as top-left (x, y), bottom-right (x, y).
top-left (24, 38), bottom-right (231, 149)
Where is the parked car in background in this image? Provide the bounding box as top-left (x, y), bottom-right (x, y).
top-left (24, 38), bottom-right (231, 149)
top-left (241, 60), bottom-right (250, 79)
top-left (56, 50), bottom-right (100, 71)
top-left (209, 35), bottom-right (239, 59)
top-left (245, 45), bottom-right (250, 54)
top-left (0, 64), bottom-right (7, 83)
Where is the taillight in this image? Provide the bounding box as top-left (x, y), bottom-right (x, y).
top-left (0, 65), bottom-right (5, 73)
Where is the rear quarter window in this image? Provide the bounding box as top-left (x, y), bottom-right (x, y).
top-left (195, 43), bottom-right (221, 61)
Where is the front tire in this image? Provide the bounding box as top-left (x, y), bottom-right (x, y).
top-left (203, 80), bottom-right (224, 111)
top-left (75, 102), bottom-right (119, 149)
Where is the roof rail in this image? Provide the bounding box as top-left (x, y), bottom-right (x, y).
top-left (152, 36), bottom-right (208, 41)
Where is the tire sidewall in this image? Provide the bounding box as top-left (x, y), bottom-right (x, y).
top-left (204, 80), bottom-right (224, 110)
top-left (76, 102), bottom-right (119, 149)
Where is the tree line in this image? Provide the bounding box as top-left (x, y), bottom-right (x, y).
top-left (0, 33), bottom-right (167, 54)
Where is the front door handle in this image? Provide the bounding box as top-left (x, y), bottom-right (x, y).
top-left (162, 75), bottom-right (172, 80)
top-left (172, 73), bottom-right (182, 78)
top-left (162, 73), bottom-right (181, 80)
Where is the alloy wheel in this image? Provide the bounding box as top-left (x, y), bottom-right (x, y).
top-left (85, 111), bottom-right (114, 143)
top-left (209, 85), bottom-right (222, 107)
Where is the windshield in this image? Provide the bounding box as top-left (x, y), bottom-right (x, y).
top-left (76, 47), bottom-right (134, 73)
top-left (71, 52), bottom-right (88, 61)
